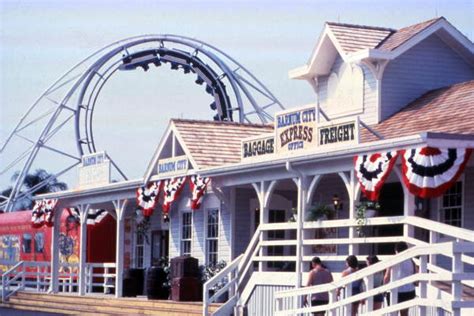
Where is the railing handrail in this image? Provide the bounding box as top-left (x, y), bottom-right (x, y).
top-left (404, 215), bottom-right (474, 242)
top-left (204, 254), bottom-right (242, 291)
top-left (275, 241), bottom-right (473, 299)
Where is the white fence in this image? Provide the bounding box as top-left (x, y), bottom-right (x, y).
top-left (203, 215), bottom-right (474, 315)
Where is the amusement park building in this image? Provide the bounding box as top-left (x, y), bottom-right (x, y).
top-left (4, 16), bottom-right (474, 315)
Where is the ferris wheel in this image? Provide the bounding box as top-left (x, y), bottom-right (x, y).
top-left (0, 35), bottom-right (284, 212)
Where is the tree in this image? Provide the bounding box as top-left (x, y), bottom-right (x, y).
top-left (1, 169), bottom-right (68, 211)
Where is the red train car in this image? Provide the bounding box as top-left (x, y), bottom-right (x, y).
top-left (0, 209), bottom-right (116, 274)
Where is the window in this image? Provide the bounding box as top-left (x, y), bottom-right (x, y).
top-left (34, 233), bottom-right (44, 253)
top-left (440, 181), bottom-right (463, 227)
top-left (22, 234), bottom-right (32, 253)
top-left (206, 209), bottom-right (219, 265)
top-left (135, 232), bottom-right (145, 268)
top-left (181, 212), bottom-right (192, 256)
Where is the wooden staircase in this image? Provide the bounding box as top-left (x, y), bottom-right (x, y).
top-left (1, 291), bottom-right (221, 315)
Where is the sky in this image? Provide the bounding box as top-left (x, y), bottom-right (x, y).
top-left (0, 0), bottom-right (472, 190)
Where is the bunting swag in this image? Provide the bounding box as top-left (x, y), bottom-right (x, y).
top-left (162, 177), bottom-right (187, 214)
top-left (31, 199), bottom-right (58, 228)
top-left (69, 208), bottom-right (108, 225)
top-left (32, 200), bottom-right (45, 228)
top-left (136, 181), bottom-right (161, 217)
top-left (401, 147), bottom-right (472, 198)
top-left (354, 151), bottom-right (399, 201)
top-left (190, 175), bottom-right (211, 210)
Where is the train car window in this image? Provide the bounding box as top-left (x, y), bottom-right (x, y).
top-left (35, 233), bottom-right (45, 253)
top-left (22, 233), bottom-right (32, 253)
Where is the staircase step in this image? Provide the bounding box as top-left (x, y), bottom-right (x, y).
top-left (8, 291), bottom-right (221, 315)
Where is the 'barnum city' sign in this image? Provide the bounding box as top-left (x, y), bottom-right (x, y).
top-left (275, 105), bottom-right (317, 153)
top-left (157, 155), bottom-right (189, 176)
top-left (78, 151), bottom-right (111, 188)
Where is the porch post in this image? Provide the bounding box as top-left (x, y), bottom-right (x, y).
top-left (403, 192), bottom-right (415, 239)
top-left (49, 208), bottom-right (61, 293)
top-left (113, 199), bottom-right (128, 298)
top-left (296, 176), bottom-right (308, 289)
top-left (78, 204), bottom-right (90, 296)
top-left (349, 170), bottom-right (357, 255)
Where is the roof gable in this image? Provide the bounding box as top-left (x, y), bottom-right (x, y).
top-left (290, 17), bottom-right (473, 80)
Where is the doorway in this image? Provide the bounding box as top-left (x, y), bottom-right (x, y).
top-left (376, 182), bottom-right (404, 255)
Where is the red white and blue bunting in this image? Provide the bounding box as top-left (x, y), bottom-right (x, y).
top-left (31, 198), bottom-right (58, 228)
top-left (401, 147), bottom-right (472, 198)
top-left (162, 177), bottom-right (187, 214)
top-left (354, 151), bottom-right (399, 201)
top-left (136, 181), bottom-right (162, 217)
top-left (189, 175), bottom-right (211, 210)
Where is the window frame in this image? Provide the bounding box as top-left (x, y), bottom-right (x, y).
top-left (180, 211), bottom-right (193, 256)
top-left (438, 178), bottom-right (464, 229)
top-left (205, 208), bottom-right (220, 265)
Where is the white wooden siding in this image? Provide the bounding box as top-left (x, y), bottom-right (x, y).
top-left (233, 188), bottom-right (254, 258)
top-left (381, 33), bottom-right (474, 120)
top-left (318, 54), bottom-right (378, 124)
top-left (246, 285), bottom-right (294, 316)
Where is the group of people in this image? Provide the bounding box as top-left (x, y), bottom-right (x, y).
top-left (304, 241), bottom-right (417, 316)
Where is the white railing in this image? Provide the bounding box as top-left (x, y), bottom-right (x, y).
top-left (1, 261), bottom-right (51, 301)
top-left (1, 261), bottom-right (116, 301)
top-left (274, 241), bottom-right (474, 316)
top-left (203, 254), bottom-right (243, 316)
top-left (85, 262), bottom-right (116, 294)
top-left (206, 215), bottom-right (474, 315)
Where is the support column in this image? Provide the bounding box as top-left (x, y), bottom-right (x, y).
top-left (349, 170), bottom-right (357, 255)
top-left (78, 204), bottom-right (90, 296)
top-left (403, 192), bottom-right (416, 239)
top-left (49, 208), bottom-right (61, 293)
top-left (113, 199), bottom-right (128, 298)
top-left (295, 176), bottom-right (309, 289)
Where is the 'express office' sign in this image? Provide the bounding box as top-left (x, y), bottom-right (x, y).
top-left (275, 105), bottom-right (317, 153)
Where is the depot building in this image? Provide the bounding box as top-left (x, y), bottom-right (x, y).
top-left (36, 16), bottom-right (474, 315)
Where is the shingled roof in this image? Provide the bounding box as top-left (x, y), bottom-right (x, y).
top-left (327, 17), bottom-right (445, 54)
top-left (172, 119), bottom-right (273, 168)
top-left (361, 80), bottom-right (474, 142)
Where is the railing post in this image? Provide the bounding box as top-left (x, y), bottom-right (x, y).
top-left (2, 275), bottom-right (6, 302)
top-left (389, 264), bottom-right (399, 316)
top-left (328, 289), bottom-right (337, 316)
top-left (419, 255), bottom-right (427, 315)
top-left (203, 282), bottom-right (209, 316)
top-left (366, 274), bottom-right (374, 312)
top-left (452, 250), bottom-right (462, 316)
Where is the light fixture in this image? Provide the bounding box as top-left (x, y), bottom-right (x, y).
top-left (332, 194), bottom-right (342, 211)
top-left (163, 213), bottom-right (169, 223)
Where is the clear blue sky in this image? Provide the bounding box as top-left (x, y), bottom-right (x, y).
top-left (0, 0), bottom-right (472, 188)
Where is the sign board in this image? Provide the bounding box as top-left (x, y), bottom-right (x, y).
top-left (157, 155), bottom-right (189, 176)
top-left (317, 117), bottom-right (359, 147)
top-left (241, 133), bottom-right (274, 159)
top-left (78, 152), bottom-right (111, 188)
top-left (275, 105), bottom-right (317, 153)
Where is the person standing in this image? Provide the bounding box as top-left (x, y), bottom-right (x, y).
top-left (365, 255), bottom-right (384, 311)
top-left (304, 257), bottom-right (334, 316)
top-left (384, 242), bottom-right (417, 316)
top-left (338, 255), bottom-right (363, 316)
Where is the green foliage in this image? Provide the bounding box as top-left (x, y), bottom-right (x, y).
top-left (136, 216), bottom-right (151, 244)
top-left (306, 204), bottom-right (335, 221)
top-left (355, 201), bottom-right (380, 237)
top-left (199, 260), bottom-right (228, 292)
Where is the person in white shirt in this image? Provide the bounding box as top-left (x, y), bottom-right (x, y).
top-left (383, 242), bottom-right (417, 316)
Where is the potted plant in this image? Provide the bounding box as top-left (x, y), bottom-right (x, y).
top-left (355, 201), bottom-right (380, 237)
top-left (306, 204), bottom-right (335, 221)
top-left (199, 260), bottom-right (228, 302)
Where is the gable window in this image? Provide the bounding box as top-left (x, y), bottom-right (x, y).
top-left (440, 181), bottom-right (463, 228)
top-left (206, 209), bottom-right (219, 265)
top-left (181, 212), bottom-right (192, 256)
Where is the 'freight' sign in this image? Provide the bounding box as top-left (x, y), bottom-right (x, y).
top-left (317, 118), bottom-right (359, 147)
